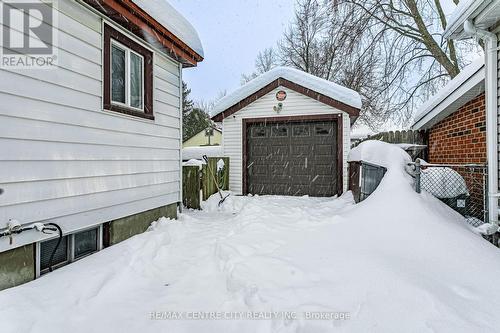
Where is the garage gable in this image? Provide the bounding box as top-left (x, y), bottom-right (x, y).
top-left (211, 67), bottom-right (361, 123)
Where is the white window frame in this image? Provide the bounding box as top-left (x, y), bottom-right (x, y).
top-left (35, 225), bottom-right (103, 278)
top-left (35, 235), bottom-right (71, 277)
top-left (110, 39), bottom-right (145, 112)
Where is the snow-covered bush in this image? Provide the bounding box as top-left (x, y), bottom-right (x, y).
top-left (420, 167), bottom-right (468, 199)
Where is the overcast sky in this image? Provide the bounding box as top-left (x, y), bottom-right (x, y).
top-left (170, 0), bottom-right (295, 104)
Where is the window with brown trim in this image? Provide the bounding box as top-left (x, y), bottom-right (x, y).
top-left (104, 25), bottom-right (154, 120)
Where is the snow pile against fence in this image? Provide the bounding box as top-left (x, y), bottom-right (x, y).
top-left (182, 159), bottom-right (205, 167)
top-left (216, 159), bottom-right (225, 172)
top-left (348, 139), bottom-right (412, 169)
top-left (182, 146), bottom-right (223, 161)
top-left (1, 141), bottom-right (499, 332)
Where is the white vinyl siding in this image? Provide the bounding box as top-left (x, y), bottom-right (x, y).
top-left (0, 0), bottom-right (182, 252)
top-left (222, 87), bottom-right (351, 195)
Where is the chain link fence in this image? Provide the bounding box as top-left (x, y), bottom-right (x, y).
top-left (409, 161), bottom-right (488, 227)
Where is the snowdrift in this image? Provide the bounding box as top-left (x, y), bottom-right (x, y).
top-left (1, 141), bottom-right (499, 332)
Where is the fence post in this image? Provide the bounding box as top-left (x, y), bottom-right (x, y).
top-left (183, 165), bottom-right (201, 209)
top-left (201, 163), bottom-right (213, 201)
top-left (483, 165), bottom-right (488, 224)
top-left (220, 157), bottom-right (230, 190)
top-left (415, 159), bottom-right (421, 194)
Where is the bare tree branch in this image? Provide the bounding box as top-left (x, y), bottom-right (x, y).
top-left (242, 0), bottom-right (478, 129)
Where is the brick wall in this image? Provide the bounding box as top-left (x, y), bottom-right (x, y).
top-left (427, 92), bottom-right (486, 221)
top-left (428, 93), bottom-right (486, 164)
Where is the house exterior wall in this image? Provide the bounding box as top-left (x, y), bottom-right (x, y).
top-left (183, 130), bottom-right (222, 147)
top-left (427, 93), bottom-right (486, 164)
top-left (0, 245), bottom-right (34, 291)
top-left (0, 0), bottom-right (182, 253)
top-left (105, 202), bottom-right (177, 246)
top-left (222, 86), bottom-right (350, 195)
top-left (427, 93), bottom-right (486, 220)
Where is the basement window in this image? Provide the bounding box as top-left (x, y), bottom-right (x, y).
top-left (40, 235), bottom-right (69, 274)
top-left (74, 228), bottom-right (98, 260)
top-left (37, 226), bottom-right (102, 277)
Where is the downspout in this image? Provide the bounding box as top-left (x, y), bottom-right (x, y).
top-left (464, 20), bottom-right (499, 226)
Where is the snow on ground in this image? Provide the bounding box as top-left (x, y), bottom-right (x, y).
top-left (1, 141), bottom-right (500, 332)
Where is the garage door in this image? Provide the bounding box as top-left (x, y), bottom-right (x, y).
top-left (246, 120), bottom-right (338, 196)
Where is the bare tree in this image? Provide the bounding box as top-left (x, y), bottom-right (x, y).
top-left (241, 48), bottom-right (279, 84)
top-left (278, 0), bottom-right (395, 127)
top-left (242, 0), bottom-right (395, 127)
top-left (243, 0), bottom-right (480, 128)
top-left (195, 90), bottom-right (227, 115)
top-left (339, 0), bottom-right (479, 124)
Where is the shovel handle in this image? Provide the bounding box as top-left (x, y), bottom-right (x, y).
top-left (202, 155), bottom-right (223, 196)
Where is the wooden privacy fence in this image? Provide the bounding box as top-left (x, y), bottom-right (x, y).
top-left (353, 129), bottom-right (428, 147)
top-left (353, 129), bottom-right (429, 160)
top-left (182, 157), bottom-right (230, 209)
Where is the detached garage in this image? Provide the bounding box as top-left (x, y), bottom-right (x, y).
top-left (211, 67), bottom-right (361, 197)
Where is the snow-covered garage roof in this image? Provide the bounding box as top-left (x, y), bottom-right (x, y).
top-left (211, 67), bottom-right (362, 122)
top-left (412, 58), bottom-right (484, 130)
top-left (132, 0), bottom-right (204, 57)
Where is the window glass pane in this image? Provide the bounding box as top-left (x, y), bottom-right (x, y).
top-left (293, 125), bottom-right (310, 137)
top-left (40, 236), bottom-right (68, 272)
top-left (315, 124), bottom-right (332, 136)
top-left (74, 228), bottom-right (98, 259)
top-left (130, 52), bottom-right (143, 109)
top-left (111, 44), bottom-right (126, 104)
top-left (251, 127), bottom-right (266, 138)
top-left (271, 126), bottom-right (288, 137)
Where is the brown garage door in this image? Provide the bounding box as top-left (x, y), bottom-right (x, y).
top-left (246, 120), bottom-right (338, 197)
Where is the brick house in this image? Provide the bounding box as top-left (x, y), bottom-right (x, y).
top-left (425, 92), bottom-right (486, 165)
top-left (443, 0), bottom-right (500, 229)
top-left (412, 58), bottom-right (486, 220)
top-left (412, 58), bottom-right (485, 164)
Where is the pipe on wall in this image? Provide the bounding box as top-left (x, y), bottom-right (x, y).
top-left (463, 20), bottom-right (499, 225)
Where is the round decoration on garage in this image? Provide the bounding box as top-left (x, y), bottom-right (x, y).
top-left (276, 90), bottom-right (287, 101)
